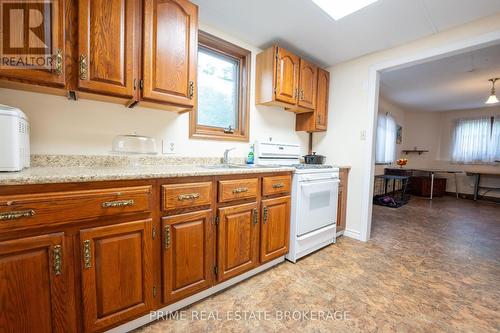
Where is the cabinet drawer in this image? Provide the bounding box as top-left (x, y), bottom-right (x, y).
top-left (218, 178), bottom-right (258, 203)
top-left (0, 186), bottom-right (152, 230)
top-left (262, 175), bottom-right (291, 196)
top-left (162, 182), bottom-right (212, 211)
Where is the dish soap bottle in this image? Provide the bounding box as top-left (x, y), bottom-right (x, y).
top-left (246, 144), bottom-right (254, 164)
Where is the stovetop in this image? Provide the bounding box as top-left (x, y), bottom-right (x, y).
top-left (291, 164), bottom-right (334, 169)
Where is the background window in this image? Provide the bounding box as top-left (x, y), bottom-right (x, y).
top-left (190, 31), bottom-right (251, 141)
top-left (451, 117), bottom-right (499, 163)
top-left (375, 113), bottom-right (397, 164)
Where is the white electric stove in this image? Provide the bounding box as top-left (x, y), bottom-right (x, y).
top-left (254, 141), bottom-right (339, 262)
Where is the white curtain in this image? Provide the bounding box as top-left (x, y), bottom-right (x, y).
top-left (451, 117), bottom-right (492, 163)
top-left (487, 117), bottom-right (500, 162)
top-left (376, 113), bottom-right (397, 164)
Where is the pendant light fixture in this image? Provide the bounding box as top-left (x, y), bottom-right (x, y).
top-left (485, 78), bottom-right (499, 104)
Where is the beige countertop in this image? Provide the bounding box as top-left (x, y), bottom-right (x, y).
top-left (0, 164), bottom-right (295, 185)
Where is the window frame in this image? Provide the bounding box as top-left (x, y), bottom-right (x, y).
top-left (190, 30), bottom-right (251, 141)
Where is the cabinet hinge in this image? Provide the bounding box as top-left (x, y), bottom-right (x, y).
top-left (153, 286), bottom-right (157, 297)
top-left (213, 266), bottom-right (218, 276)
top-left (152, 226), bottom-right (156, 240)
top-left (139, 79), bottom-right (144, 90)
top-left (214, 216), bottom-right (219, 225)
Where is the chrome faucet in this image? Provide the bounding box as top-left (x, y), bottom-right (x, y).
top-left (222, 148), bottom-right (236, 165)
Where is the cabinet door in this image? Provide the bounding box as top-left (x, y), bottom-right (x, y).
top-left (0, 233), bottom-right (72, 333)
top-left (260, 196), bottom-right (290, 263)
top-left (78, 0), bottom-right (140, 98)
top-left (297, 59), bottom-right (317, 110)
top-left (275, 47), bottom-right (300, 105)
top-left (80, 219), bottom-right (153, 333)
top-left (162, 210), bottom-right (213, 304)
top-left (142, 0), bottom-right (198, 107)
top-left (315, 68), bottom-right (329, 130)
top-left (217, 202), bottom-right (259, 282)
top-left (0, 0), bottom-right (69, 87)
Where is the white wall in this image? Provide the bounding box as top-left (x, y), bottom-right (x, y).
top-left (313, 13), bottom-right (500, 241)
top-left (0, 23), bottom-right (309, 158)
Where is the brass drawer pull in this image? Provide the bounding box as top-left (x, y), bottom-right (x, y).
top-left (54, 49), bottom-right (63, 76)
top-left (272, 183), bottom-right (285, 189)
top-left (83, 240), bottom-right (91, 269)
top-left (102, 199), bottom-right (134, 208)
top-left (252, 208), bottom-right (258, 225)
top-left (79, 54), bottom-right (88, 80)
top-left (53, 245), bottom-right (62, 275)
top-left (164, 226), bottom-right (171, 249)
top-left (178, 193), bottom-right (200, 201)
top-left (232, 187), bottom-right (249, 194)
top-left (0, 210), bottom-right (35, 221)
top-left (263, 206), bottom-right (268, 224)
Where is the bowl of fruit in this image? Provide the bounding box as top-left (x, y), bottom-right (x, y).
top-left (396, 158), bottom-right (408, 168)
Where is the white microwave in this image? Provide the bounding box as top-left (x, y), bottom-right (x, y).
top-left (0, 104), bottom-right (30, 172)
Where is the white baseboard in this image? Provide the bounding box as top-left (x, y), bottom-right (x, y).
top-left (343, 228), bottom-right (363, 241)
top-left (107, 256), bottom-right (285, 333)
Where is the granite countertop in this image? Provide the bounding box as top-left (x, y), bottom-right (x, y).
top-left (0, 164), bottom-right (294, 185)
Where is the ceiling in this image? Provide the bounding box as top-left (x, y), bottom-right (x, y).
top-left (192, 0), bottom-right (500, 67)
top-left (380, 42), bottom-right (500, 112)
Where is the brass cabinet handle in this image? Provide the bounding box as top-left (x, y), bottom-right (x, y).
top-left (272, 183), bottom-right (285, 189)
top-left (53, 245), bottom-right (62, 275)
top-left (164, 226), bottom-right (171, 249)
top-left (0, 210), bottom-right (35, 221)
top-left (83, 240), bottom-right (91, 269)
top-left (232, 187), bottom-right (249, 194)
top-left (178, 193), bottom-right (200, 201)
top-left (79, 55), bottom-right (88, 80)
top-left (294, 88), bottom-right (299, 99)
top-left (263, 206), bottom-right (268, 224)
top-left (188, 81), bottom-right (194, 99)
top-left (102, 199), bottom-right (134, 208)
top-left (252, 208), bottom-right (258, 225)
top-left (54, 49), bottom-right (63, 76)
top-left (300, 90), bottom-right (304, 100)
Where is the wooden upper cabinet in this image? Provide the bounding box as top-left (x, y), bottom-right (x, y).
top-left (296, 68), bottom-right (330, 132)
top-left (0, 0), bottom-right (72, 87)
top-left (162, 210), bottom-right (213, 304)
top-left (297, 59), bottom-right (317, 110)
top-left (142, 0), bottom-right (198, 108)
top-left (217, 202), bottom-right (259, 282)
top-left (79, 219), bottom-right (153, 333)
top-left (260, 196), bottom-right (290, 263)
top-left (0, 233), bottom-right (74, 333)
top-left (77, 0), bottom-right (140, 98)
top-left (275, 47), bottom-right (300, 105)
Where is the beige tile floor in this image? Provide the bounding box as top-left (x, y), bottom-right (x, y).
top-left (135, 197), bottom-right (500, 332)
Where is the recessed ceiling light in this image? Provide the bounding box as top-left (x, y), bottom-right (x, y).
top-left (312, 0), bottom-right (379, 20)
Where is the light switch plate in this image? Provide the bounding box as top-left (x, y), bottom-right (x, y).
top-left (162, 140), bottom-right (176, 154)
top-left (360, 130), bottom-right (367, 141)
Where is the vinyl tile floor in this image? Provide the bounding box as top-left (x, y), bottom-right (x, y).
top-left (134, 196), bottom-right (500, 333)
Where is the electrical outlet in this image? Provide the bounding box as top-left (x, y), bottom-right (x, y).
top-left (162, 140), bottom-right (176, 154)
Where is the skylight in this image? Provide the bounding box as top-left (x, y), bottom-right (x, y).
top-left (311, 0), bottom-right (379, 20)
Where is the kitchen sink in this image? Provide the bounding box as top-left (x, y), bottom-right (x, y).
top-left (200, 164), bottom-right (277, 169)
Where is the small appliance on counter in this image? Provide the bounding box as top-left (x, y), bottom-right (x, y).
top-left (0, 104), bottom-right (30, 172)
top-left (112, 133), bottom-right (157, 155)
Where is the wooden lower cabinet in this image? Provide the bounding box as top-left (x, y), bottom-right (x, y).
top-left (260, 196), bottom-right (291, 263)
top-left (162, 210), bottom-right (214, 304)
top-left (0, 233), bottom-right (73, 333)
top-left (217, 202), bottom-right (260, 282)
top-left (336, 168), bottom-right (350, 234)
top-left (79, 219), bottom-right (154, 333)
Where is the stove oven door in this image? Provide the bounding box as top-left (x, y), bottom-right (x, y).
top-left (296, 177), bottom-right (339, 236)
